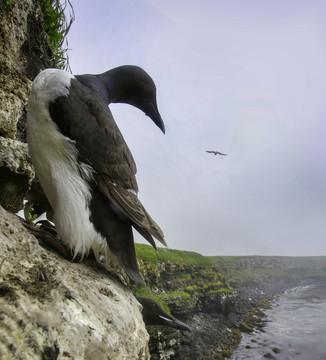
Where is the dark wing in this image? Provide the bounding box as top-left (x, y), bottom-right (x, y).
top-left (49, 79), bottom-right (165, 246)
top-left (49, 79), bottom-right (137, 190)
top-left (206, 150), bottom-right (227, 156)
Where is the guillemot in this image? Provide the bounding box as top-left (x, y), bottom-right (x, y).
top-left (26, 65), bottom-right (166, 285)
top-left (137, 297), bottom-right (191, 331)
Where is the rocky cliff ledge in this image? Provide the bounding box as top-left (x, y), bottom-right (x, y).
top-left (0, 206), bottom-right (150, 359)
top-left (1, 2), bottom-right (326, 359)
top-left (0, 3), bottom-right (149, 357)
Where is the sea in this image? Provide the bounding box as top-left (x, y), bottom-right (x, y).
top-left (231, 284), bottom-right (326, 360)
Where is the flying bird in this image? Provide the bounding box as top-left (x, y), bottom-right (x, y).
top-left (137, 297), bottom-right (191, 331)
top-left (206, 150), bottom-right (227, 156)
top-left (27, 65), bottom-right (166, 285)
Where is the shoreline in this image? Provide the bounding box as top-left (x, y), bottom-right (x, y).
top-left (134, 245), bottom-right (326, 359)
top-left (230, 282), bottom-right (326, 360)
top-left (147, 276), bottom-right (326, 359)
top-left (218, 278), bottom-right (326, 358)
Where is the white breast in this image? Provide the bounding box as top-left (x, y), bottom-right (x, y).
top-left (27, 69), bottom-right (106, 257)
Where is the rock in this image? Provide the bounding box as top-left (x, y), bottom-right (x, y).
top-left (240, 322), bottom-right (253, 333)
top-left (0, 61), bottom-right (31, 140)
top-left (0, 0), bottom-right (55, 212)
top-left (0, 0), bottom-right (53, 140)
top-left (0, 136), bottom-right (34, 212)
top-left (0, 206), bottom-right (150, 359)
top-left (263, 353), bottom-right (276, 359)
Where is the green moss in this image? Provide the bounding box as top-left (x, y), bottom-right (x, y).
top-left (177, 273), bottom-right (192, 280)
top-left (215, 349), bottom-right (233, 359)
top-left (162, 291), bottom-right (197, 308)
top-left (209, 287), bottom-right (232, 294)
top-left (185, 285), bottom-right (198, 292)
top-left (221, 350), bottom-right (233, 357)
top-left (38, 0), bottom-right (74, 69)
top-left (232, 329), bottom-right (242, 340)
top-left (164, 291), bottom-right (191, 300)
top-left (240, 321), bottom-right (254, 333)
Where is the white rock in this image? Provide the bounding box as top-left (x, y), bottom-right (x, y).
top-left (0, 206), bottom-right (149, 359)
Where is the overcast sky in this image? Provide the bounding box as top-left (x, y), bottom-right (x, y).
top-left (65, 0), bottom-right (326, 256)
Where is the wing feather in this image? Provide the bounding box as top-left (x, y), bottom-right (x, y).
top-left (49, 79), bottom-right (165, 246)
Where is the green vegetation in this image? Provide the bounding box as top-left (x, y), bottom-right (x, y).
top-left (136, 243), bottom-right (213, 267)
top-left (27, 207), bottom-right (38, 221)
top-left (221, 270), bottom-right (254, 283)
top-left (163, 291), bottom-right (192, 300)
top-left (136, 244), bottom-right (246, 268)
top-left (39, 0), bottom-right (74, 70)
top-left (136, 244), bottom-right (326, 288)
top-left (162, 291), bottom-right (197, 308)
top-left (3, 0), bottom-right (14, 12)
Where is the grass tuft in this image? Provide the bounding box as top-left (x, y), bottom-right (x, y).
top-left (39, 0), bottom-right (74, 70)
top-left (3, 0), bottom-right (14, 12)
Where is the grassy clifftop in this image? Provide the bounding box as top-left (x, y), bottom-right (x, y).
top-left (135, 243), bottom-right (326, 286)
top-left (134, 244), bottom-right (326, 324)
top-left (134, 244), bottom-right (233, 314)
top-left (135, 244), bottom-right (212, 267)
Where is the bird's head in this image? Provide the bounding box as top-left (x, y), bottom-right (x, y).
top-left (99, 65), bottom-right (165, 133)
top-left (137, 297), bottom-right (191, 331)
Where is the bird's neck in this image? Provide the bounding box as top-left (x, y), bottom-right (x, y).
top-left (95, 67), bottom-right (129, 104)
top-left (75, 70), bottom-right (122, 105)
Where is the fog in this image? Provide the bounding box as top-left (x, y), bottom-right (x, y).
top-left (65, 0), bottom-right (326, 256)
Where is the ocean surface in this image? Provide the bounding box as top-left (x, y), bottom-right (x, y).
top-left (231, 284), bottom-right (326, 360)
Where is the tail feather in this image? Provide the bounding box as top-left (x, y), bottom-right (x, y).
top-left (101, 180), bottom-right (166, 247)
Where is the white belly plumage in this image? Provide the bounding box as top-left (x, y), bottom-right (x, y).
top-left (27, 69), bottom-right (106, 258)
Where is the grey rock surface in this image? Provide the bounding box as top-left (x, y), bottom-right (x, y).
top-left (0, 137), bottom-right (34, 212)
top-left (0, 206), bottom-right (150, 359)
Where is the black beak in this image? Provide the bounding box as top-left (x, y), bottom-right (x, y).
top-left (147, 103), bottom-right (165, 134)
top-left (158, 315), bottom-right (192, 332)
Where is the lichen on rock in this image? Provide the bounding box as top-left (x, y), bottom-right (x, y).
top-left (0, 137), bottom-right (34, 212)
top-left (0, 0), bottom-right (55, 212)
top-left (0, 206), bottom-right (150, 359)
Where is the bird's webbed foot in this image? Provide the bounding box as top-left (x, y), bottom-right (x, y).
top-left (21, 219), bottom-right (71, 259)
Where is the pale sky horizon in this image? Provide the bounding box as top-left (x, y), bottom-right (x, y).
top-left (64, 0), bottom-right (326, 256)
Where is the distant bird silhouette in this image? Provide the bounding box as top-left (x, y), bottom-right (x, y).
top-left (206, 150), bottom-right (227, 156)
